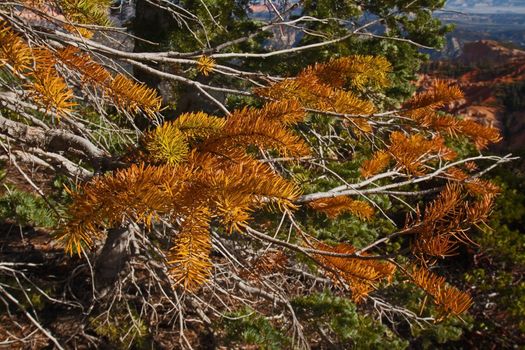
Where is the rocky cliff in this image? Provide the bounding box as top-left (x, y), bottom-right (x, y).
top-left (422, 40), bottom-right (525, 151)
top-left (459, 40), bottom-right (525, 65)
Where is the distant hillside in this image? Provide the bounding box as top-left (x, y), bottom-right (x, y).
top-left (422, 40), bottom-right (525, 151)
top-left (445, 0), bottom-right (525, 14)
top-left (433, 12), bottom-right (525, 59)
top-left (459, 40), bottom-right (525, 65)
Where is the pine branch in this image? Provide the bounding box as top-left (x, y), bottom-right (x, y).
top-left (360, 151), bottom-right (391, 178)
top-left (107, 74), bottom-right (162, 118)
top-left (28, 67), bottom-right (77, 119)
top-left (303, 55), bottom-right (392, 90)
top-left (311, 241), bottom-right (396, 302)
top-left (168, 207), bottom-right (213, 291)
top-left (410, 265), bottom-right (473, 317)
top-left (309, 196), bottom-right (374, 220)
top-left (0, 20), bottom-right (33, 72)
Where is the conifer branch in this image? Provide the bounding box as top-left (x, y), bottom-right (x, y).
top-left (409, 265), bottom-right (473, 316)
top-left (298, 155), bottom-right (516, 203)
top-left (0, 2), bottom-right (516, 341)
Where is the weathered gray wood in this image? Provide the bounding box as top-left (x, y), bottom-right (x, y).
top-left (94, 223), bottom-right (137, 296)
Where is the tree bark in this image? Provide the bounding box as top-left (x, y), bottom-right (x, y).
top-left (94, 223), bottom-right (138, 296)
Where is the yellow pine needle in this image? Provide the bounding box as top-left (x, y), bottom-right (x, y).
top-left (423, 113), bottom-right (463, 136)
top-left (404, 79), bottom-right (464, 114)
top-left (107, 74), bottom-right (162, 117)
top-left (410, 182), bottom-right (499, 260)
top-left (171, 111), bottom-right (226, 139)
top-left (360, 151), bottom-right (391, 178)
top-left (0, 21), bottom-right (33, 72)
top-left (201, 103), bottom-right (310, 157)
top-left (221, 109), bottom-right (310, 156)
top-left (57, 46), bottom-right (111, 86)
top-left (468, 197), bottom-right (495, 225)
top-left (194, 151), bottom-right (302, 212)
top-left (413, 233), bottom-right (459, 258)
top-left (251, 100), bottom-right (306, 125)
top-left (196, 55), bottom-right (215, 76)
top-left (58, 164), bottom-right (189, 255)
top-left (311, 241), bottom-right (396, 302)
top-left (57, 47), bottom-right (166, 119)
top-left (257, 74), bottom-right (375, 116)
top-left (464, 161), bottom-right (479, 172)
top-left (402, 81), bottom-right (500, 150)
top-left (445, 167), bottom-right (470, 181)
top-left (309, 196), bottom-right (374, 220)
top-left (143, 123), bottom-right (189, 165)
top-left (28, 67), bottom-right (77, 119)
top-left (423, 183), bottom-right (464, 224)
top-left (59, 0), bottom-right (112, 26)
top-left (255, 61), bottom-right (378, 135)
top-left (410, 265), bottom-right (473, 317)
top-left (31, 48), bottom-right (58, 71)
top-left (214, 192), bottom-right (253, 233)
top-left (457, 119), bottom-right (502, 149)
top-left (57, 223), bottom-right (102, 257)
top-left (304, 55), bottom-right (392, 90)
top-left (388, 132), bottom-right (456, 175)
top-left (63, 24), bottom-right (94, 38)
top-left (61, 146), bottom-right (302, 259)
top-left (168, 207), bottom-right (213, 290)
top-left (465, 179), bottom-right (500, 197)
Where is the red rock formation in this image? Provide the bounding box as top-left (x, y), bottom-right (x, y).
top-left (421, 40), bottom-right (525, 151)
top-left (459, 40), bottom-right (525, 65)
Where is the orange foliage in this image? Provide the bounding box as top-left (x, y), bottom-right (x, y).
top-left (360, 151), bottom-right (391, 178)
top-left (410, 265), bottom-right (473, 316)
top-left (388, 132), bottom-right (456, 175)
top-left (309, 196), bottom-right (374, 220)
top-left (311, 241), bottom-right (396, 302)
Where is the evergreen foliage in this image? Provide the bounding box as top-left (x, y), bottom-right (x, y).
top-left (0, 1), bottom-right (519, 348)
top-left (0, 187), bottom-right (56, 228)
top-left (222, 307), bottom-right (291, 350)
top-left (292, 292), bottom-right (409, 349)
